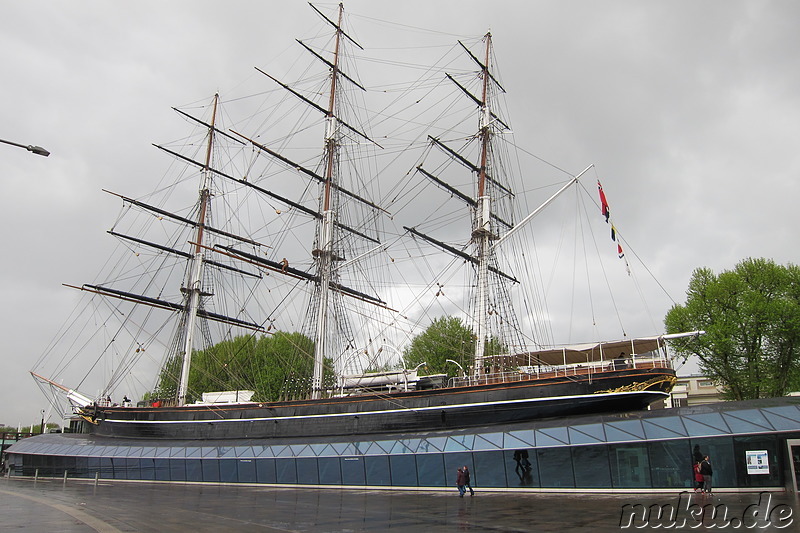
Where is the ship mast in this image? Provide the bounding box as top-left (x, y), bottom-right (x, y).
top-left (472, 34), bottom-right (493, 378)
top-left (177, 93), bottom-right (219, 406)
top-left (311, 3), bottom-right (344, 399)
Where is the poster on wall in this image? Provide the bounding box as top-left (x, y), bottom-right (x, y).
top-left (746, 450), bottom-right (769, 475)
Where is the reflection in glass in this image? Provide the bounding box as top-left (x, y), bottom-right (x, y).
top-left (364, 455), bottom-right (391, 486)
top-left (573, 445), bottom-right (611, 488)
top-left (537, 447), bottom-right (574, 488)
top-left (389, 455), bottom-right (417, 487)
top-left (341, 456), bottom-right (366, 485)
top-left (609, 443), bottom-right (650, 488)
top-left (506, 449), bottom-right (538, 487)
top-left (416, 454), bottom-right (444, 487)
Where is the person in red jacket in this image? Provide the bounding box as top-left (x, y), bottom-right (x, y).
top-left (693, 461), bottom-right (704, 492)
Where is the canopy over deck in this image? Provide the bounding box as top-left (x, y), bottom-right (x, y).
top-left (487, 331), bottom-right (704, 367)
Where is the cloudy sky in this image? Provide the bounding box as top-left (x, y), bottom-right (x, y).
top-left (2, 0), bottom-right (799, 427)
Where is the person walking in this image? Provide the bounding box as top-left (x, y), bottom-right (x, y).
top-left (462, 465), bottom-right (474, 496)
top-left (700, 455), bottom-right (713, 494)
top-left (693, 461), bottom-right (704, 492)
top-left (456, 466), bottom-right (467, 497)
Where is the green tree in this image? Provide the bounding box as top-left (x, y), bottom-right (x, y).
top-left (402, 316), bottom-right (475, 377)
top-left (665, 258), bottom-right (800, 400)
top-left (151, 331), bottom-right (334, 403)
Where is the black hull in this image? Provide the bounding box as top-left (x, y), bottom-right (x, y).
top-left (86, 367), bottom-right (674, 440)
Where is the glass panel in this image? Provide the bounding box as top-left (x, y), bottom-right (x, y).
top-left (171, 459), bottom-right (188, 482)
top-left (219, 459), bottom-right (237, 483)
top-left (682, 413), bottom-right (730, 436)
top-left (642, 417), bottom-right (687, 439)
top-left (443, 453), bottom-right (473, 490)
top-left (128, 447), bottom-right (143, 458)
top-left (505, 449), bottom-right (538, 488)
top-left (331, 442), bottom-right (357, 456)
top-left (256, 458), bottom-right (276, 484)
top-left (99, 458), bottom-right (114, 479)
top-left (534, 427), bottom-right (569, 447)
top-left (308, 444), bottom-right (329, 457)
top-left (138, 458), bottom-right (155, 480)
top-left (111, 458), bottom-right (126, 479)
top-left (762, 408), bottom-right (800, 431)
top-left (472, 451), bottom-right (506, 488)
top-left (139, 447), bottom-right (157, 459)
top-left (254, 445), bottom-right (273, 458)
top-left (572, 445), bottom-right (611, 488)
top-left (506, 430), bottom-right (535, 447)
top-left (422, 437), bottom-right (447, 452)
top-left (476, 432), bottom-right (504, 448)
top-left (184, 447), bottom-right (202, 458)
top-left (568, 424), bottom-right (606, 445)
top-left (536, 447), bottom-right (574, 488)
top-left (237, 459), bottom-right (256, 483)
top-left (201, 447), bottom-right (218, 458)
top-left (218, 446), bottom-right (236, 458)
top-left (763, 405), bottom-right (800, 423)
top-left (364, 442), bottom-right (386, 456)
top-left (364, 455), bottom-right (391, 486)
top-left (341, 457), bottom-right (366, 486)
top-left (732, 435), bottom-right (781, 488)
top-left (291, 445), bottom-right (310, 457)
top-left (609, 443), bottom-right (651, 488)
top-left (296, 458), bottom-right (319, 484)
top-left (390, 439), bottom-right (418, 454)
top-left (234, 446), bottom-right (253, 458)
top-left (202, 459), bottom-right (220, 482)
top-left (74, 457), bottom-right (90, 479)
top-left (445, 435), bottom-right (474, 452)
top-left (318, 457), bottom-right (341, 485)
top-left (389, 455), bottom-right (417, 487)
top-left (647, 440), bottom-right (691, 488)
top-left (276, 459), bottom-right (297, 484)
top-left (604, 420), bottom-right (645, 442)
top-left (691, 437), bottom-right (735, 489)
top-left (472, 434), bottom-right (503, 451)
top-left (154, 459), bottom-right (170, 481)
top-left (416, 454), bottom-right (445, 487)
top-left (723, 411), bottom-right (773, 433)
top-left (185, 459), bottom-right (201, 482)
top-left (373, 441), bottom-right (395, 454)
top-left (170, 447), bottom-right (185, 458)
top-left (155, 447), bottom-right (171, 458)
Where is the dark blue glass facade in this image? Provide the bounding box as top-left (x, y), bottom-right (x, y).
top-left (7, 398), bottom-right (800, 491)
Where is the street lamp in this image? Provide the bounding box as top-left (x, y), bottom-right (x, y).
top-left (0, 137), bottom-right (50, 157)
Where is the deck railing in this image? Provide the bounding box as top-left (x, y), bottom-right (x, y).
top-left (448, 355), bottom-right (672, 388)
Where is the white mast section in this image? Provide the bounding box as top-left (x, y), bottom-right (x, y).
top-left (473, 34), bottom-right (494, 379)
top-left (177, 94), bottom-right (219, 406)
top-left (312, 4), bottom-right (345, 399)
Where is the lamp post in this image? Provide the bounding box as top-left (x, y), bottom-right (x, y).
top-left (0, 138), bottom-right (50, 157)
top-left (40, 409), bottom-right (45, 434)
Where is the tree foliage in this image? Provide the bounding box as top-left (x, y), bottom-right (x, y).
top-left (402, 316), bottom-right (475, 377)
top-left (665, 258), bottom-right (800, 400)
top-left (152, 332), bottom-right (334, 403)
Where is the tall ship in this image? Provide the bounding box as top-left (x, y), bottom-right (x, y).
top-left (31, 4), bottom-right (698, 441)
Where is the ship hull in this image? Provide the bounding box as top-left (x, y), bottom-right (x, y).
top-left (85, 367), bottom-right (675, 440)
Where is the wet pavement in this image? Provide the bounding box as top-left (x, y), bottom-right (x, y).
top-left (2, 476), bottom-right (799, 532)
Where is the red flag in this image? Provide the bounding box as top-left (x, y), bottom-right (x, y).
top-left (598, 180), bottom-right (610, 222)
top-left (618, 243), bottom-right (625, 258)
